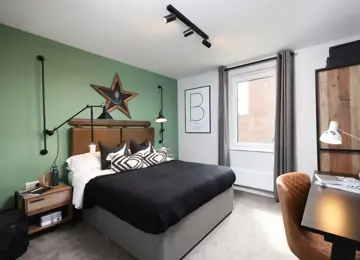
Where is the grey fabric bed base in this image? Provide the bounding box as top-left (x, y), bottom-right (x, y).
top-left (83, 188), bottom-right (233, 260)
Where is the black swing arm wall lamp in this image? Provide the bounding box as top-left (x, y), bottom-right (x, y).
top-left (37, 55), bottom-right (112, 155)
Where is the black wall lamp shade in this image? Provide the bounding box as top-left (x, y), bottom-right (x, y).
top-left (156, 112), bottom-right (167, 123)
top-left (156, 85), bottom-right (166, 144)
top-left (97, 106), bottom-right (113, 120)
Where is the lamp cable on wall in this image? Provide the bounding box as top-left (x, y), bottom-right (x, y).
top-left (50, 130), bottom-right (59, 170)
top-left (37, 55), bottom-right (49, 155)
top-left (37, 54), bottom-right (111, 156)
top-left (156, 86), bottom-right (167, 144)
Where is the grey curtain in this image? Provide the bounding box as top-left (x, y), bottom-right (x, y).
top-left (274, 50), bottom-right (295, 201)
top-left (218, 66), bottom-right (230, 166)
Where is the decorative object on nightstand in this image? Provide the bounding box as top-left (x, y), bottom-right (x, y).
top-left (156, 85), bottom-right (167, 144)
top-left (51, 165), bottom-right (60, 186)
top-left (38, 172), bottom-right (52, 187)
top-left (15, 183), bottom-right (73, 235)
top-left (38, 166), bottom-right (60, 187)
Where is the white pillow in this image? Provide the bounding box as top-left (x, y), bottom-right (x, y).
top-left (157, 147), bottom-right (174, 161)
top-left (66, 152), bottom-right (101, 173)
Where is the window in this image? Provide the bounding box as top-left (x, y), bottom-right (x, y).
top-left (229, 61), bottom-right (276, 152)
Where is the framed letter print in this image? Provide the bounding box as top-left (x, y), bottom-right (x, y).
top-left (185, 85), bottom-right (211, 133)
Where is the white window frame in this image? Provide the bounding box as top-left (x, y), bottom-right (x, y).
top-left (229, 60), bottom-right (277, 153)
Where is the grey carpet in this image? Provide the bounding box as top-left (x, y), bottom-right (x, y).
top-left (19, 191), bottom-right (296, 260)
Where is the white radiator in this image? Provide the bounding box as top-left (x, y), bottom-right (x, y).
top-left (232, 167), bottom-right (274, 192)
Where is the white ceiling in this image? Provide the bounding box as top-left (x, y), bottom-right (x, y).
top-left (1, 0), bottom-right (360, 79)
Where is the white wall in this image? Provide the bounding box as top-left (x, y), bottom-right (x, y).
top-left (178, 34), bottom-right (360, 177)
top-left (295, 34), bottom-right (360, 176)
top-left (178, 71), bottom-right (219, 164)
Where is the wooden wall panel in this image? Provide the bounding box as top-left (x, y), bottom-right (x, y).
top-left (350, 66), bottom-right (360, 150)
top-left (317, 64), bottom-right (360, 175)
top-left (320, 152), bottom-right (360, 176)
top-left (318, 67), bottom-right (355, 149)
top-left (318, 70), bottom-right (330, 149)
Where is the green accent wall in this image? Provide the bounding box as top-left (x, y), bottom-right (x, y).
top-left (0, 24), bottom-right (178, 209)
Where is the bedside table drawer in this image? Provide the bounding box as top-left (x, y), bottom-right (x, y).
top-left (27, 190), bottom-right (71, 216)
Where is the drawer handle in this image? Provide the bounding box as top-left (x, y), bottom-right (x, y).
top-left (29, 198), bottom-right (45, 204)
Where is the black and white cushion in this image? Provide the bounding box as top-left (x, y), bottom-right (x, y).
top-left (110, 154), bottom-right (144, 172)
top-left (142, 152), bottom-right (167, 167)
top-left (99, 141), bottom-right (130, 170)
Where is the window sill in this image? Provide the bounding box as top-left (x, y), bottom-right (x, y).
top-left (230, 147), bottom-right (274, 153)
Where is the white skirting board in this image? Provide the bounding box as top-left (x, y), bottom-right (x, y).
top-left (233, 185), bottom-right (274, 198)
top-left (232, 167), bottom-right (274, 192)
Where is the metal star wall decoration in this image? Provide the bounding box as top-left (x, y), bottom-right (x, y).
top-left (91, 73), bottom-right (138, 118)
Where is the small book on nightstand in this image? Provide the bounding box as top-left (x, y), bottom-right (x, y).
top-left (20, 186), bottom-right (52, 196)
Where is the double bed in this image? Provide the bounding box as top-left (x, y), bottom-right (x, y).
top-left (68, 119), bottom-right (235, 260)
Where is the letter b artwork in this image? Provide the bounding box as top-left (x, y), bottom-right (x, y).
top-left (185, 86), bottom-right (211, 133)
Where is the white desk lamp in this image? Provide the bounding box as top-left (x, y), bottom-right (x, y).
top-left (320, 121), bottom-right (360, 177)
top-left (320, 121), bottom-right (360, 145)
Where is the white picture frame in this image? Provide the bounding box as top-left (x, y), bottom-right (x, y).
top-left (185, 85), bottom-right (211, 133)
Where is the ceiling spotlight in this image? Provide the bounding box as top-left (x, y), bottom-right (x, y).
top-left (202, 39), bottom-right (211, 48)
top-left (163, 13), bottom-right (176, 23)
top-left (183, 29), bottom-right (194, 37)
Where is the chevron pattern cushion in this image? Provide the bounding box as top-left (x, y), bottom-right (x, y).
top-left (110, 153), bottom-right (144, 172)
top-left (142, 152), bottom-right (167, 167)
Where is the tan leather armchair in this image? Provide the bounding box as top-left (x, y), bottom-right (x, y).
top-left (276, 172), bottom-right (360, 260)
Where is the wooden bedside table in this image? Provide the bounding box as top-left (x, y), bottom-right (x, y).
top-left (15, 183), bottom-right (73, 235)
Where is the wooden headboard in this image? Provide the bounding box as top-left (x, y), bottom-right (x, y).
top-left (68, 119), bottom-right (154, 155)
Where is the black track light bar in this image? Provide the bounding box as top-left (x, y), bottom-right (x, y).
top-left (166, 4), bottom-right (209, 40)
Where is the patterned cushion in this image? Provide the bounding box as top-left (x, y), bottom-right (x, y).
top-left (99, 141), bottom-right (130, 170)
top-left (110, 153), bottom-right (144, 172)
top-left (142, 152), bottom-right (167, 167)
